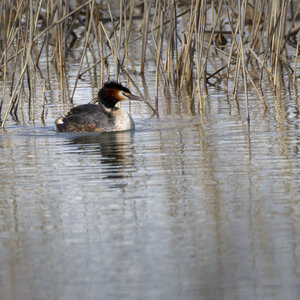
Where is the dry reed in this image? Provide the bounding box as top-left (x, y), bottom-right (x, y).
top-left (0, 0), bottom-right (299, 128)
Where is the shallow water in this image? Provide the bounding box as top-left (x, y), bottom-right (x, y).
top-left (1, 80), bottom-right (299, 300)
top-left (1, 7), bottom-right (300, 298)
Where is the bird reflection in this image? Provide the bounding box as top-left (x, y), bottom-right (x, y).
top-left (67, 131), bottom-right (136, 183)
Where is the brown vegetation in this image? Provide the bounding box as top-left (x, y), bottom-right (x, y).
top-left (0, 0), bottom-right (299, 127)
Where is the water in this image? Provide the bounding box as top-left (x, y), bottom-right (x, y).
top-left (1, 9), bottom-right (300, 299)
top-left (0, 81), bottom-right (299, 300)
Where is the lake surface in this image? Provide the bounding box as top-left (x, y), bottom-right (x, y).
top-left (1, 78), bottom-right (299, 300)
top-left (1, 4), bottom-right (300, 298)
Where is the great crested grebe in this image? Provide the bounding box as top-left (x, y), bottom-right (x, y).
top-left (55, 81), bottom-right (144, 132)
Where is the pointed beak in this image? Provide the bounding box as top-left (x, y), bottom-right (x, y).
top-left (128, 94), bottom-right (144, 102)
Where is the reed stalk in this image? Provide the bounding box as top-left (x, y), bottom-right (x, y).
top-left (293, 35), bottom-right (299, 85)
top-left (71, 0), bottom-right (94, 101)
top-left (0, 0), bottom-right (299, 127)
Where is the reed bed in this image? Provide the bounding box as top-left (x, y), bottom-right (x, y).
top-left (0, 0), bottom-right (299, 127)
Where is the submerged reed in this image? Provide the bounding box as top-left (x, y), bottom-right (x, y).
top-left (0, 0), bottom-right (299, 127)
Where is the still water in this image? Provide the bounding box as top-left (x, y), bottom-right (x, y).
top-left (0, 79), bottom-right (299, 300)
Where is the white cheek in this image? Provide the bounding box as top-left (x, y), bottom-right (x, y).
top-left (118, 91), bottom-right (127, 100)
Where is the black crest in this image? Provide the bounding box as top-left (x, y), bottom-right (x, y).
top-left (98, 81), bottom-right (131, 108)
top-left (103, 81), bottom-right (131, 94)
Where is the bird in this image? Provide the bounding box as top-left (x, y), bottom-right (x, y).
top-left (55, 81), bottom-right (144, 132)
